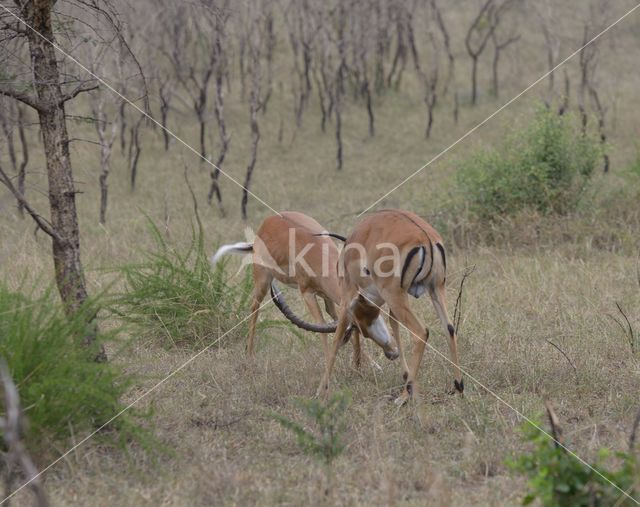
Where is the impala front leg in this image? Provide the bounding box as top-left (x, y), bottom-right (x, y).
top-left (317, 308), bottom-right (351, 397)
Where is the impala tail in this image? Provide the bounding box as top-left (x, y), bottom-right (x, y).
top-left (210, 241), bottom-right (254, 265)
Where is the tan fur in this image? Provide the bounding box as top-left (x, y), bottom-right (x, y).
top-left (318, 209), bottom-right (462, 405)
top-left (229, 212), bottom-right (342, 358)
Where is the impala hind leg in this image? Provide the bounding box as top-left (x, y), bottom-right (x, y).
top-left (430, 284), bottom-right (463, 393)
top-left (386, 294), bottom-right (428, 406)
top-left (301, 290), bottom-right (330, 360)
top-left (246, 266), bottom-right (272, 356)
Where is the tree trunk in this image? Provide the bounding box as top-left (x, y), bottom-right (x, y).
top-left (471, 56), bottom-right (478, 105)
top-left (25, 0), bottom-right (90, 322)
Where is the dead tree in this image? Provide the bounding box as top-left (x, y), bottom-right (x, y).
top-left (159, 1), bottom-right (216, 162)
top-left (430, 0), bottom-right (454, 97)
top-left (351, 0), bottom-right (375, 137)
top-left (464, 0), bottom-right (497, 105)
top-left (578, 6), bottom-right (612, 172)
top-left (372, 0), bottom-right (391, 94)
top-left (283, 0), bottom-right (318, 129)
top-left (489, 1), bottom-right (520, 98)
top-left (334, 2), bottom-right (347, 169)
top-left (157, 73), bottom-right (175, 151)
top-left (0, 100), bottom-right (29, 217)
top-left (207, 0), bottom-right (232, 216)
top-left (0, 0), bottom-right (98, 323)
top-left (406, 3), bottom-right (440, 139)
top-left (128, 113), bottom-right (143, 190)
top-left (241, 1), bottom-right (268, 220)
top-left (386, 0), bottom-right (410, 89)
top-left (0, 359), bottom-right (49, 507)
top-left (535, 1), bottom-right (561, 96)
top-left (89, 90), bottom-right (119, 225)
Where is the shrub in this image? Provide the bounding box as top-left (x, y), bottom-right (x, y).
top-left (115, 218), bottom-right (252, 348)
top-left (0, 284), bottom-right (149, 457)
top-left (458, 107), bottom-right (601, 220)
top-left (508, 418), bottom-right (638, 506)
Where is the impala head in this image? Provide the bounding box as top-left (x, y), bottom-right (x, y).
top-left (349, 295), bottom-right (398, 360)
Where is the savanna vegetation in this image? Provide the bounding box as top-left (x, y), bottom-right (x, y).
top-left (1, 0), bottom-right (639, 505)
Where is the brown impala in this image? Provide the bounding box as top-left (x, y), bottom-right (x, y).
top-left (276, 209), bottom-right (462, 406)
top-left (212, 211), bottom-right (372, 362)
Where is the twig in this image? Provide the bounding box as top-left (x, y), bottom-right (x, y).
top-left (546, 340), bottom-right (578, 378)
top-left (615, 302), bottom-right (635, 353)
top-left (453, 265), bottom-right (476, 333)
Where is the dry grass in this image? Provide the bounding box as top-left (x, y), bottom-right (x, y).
top-left (1, 1), bottom-right (640, 504)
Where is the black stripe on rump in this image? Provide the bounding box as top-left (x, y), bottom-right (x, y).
top-left (401, 246), bottom-right (425, 289)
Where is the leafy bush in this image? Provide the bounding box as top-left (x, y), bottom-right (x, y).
top-left (0, 284), bottom-right (149, 456)
top-left (116, 218), bottom-right (252, 348)
top-left (458, 107), bottom-right (601, 220)
top-left (508, 420), bottom-right (638, 506)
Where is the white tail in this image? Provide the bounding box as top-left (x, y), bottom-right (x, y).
top-left (210, 242), bottom-right (253, 265)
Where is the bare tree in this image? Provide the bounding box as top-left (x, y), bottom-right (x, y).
top-left (406, 2), bottom-right (440, 139)
top-left (464, 0), bottom-right (497, 106)
top-left (207, 0), bottom-right (232, 216)
top-left (535, 1), bottom-right (561, 95)
top-left (157, 72), bottom-right (175, 151)
top-left (386, 0), bottom-right (410, 89)
top-left (430, 0), bottom-right (454, 97)
top-left (578, 5), bottom-right (612, 173)
top-left (241, 1), bottom-right (270, 220)
top-left (0, 99), bottom-right (29, 217)
top-left (159, 1), bottom-right (216, 162)
top-left (489, 1), bottom-right (520, 98)
top-left (0, 0), bottom-right (98, 322)
top-left (89, 90), bottom-right (119, 225)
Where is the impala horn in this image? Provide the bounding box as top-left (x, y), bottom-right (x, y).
top-left (270, 281), bottom-right (337, 333)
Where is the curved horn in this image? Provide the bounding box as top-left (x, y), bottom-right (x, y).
top-left (313, 232), bottom-right (347, 242)
top-left (270, 281), bottom-right (337, 333)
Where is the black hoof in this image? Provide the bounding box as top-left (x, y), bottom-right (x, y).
top-left (453, 379), bottom-right (464, 393)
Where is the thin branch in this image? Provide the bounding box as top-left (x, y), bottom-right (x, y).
top-left (59, 83), bottom-right (99, 104)
top-left (0, 85), bottom-right (41, 111)
top-left (0, 163), bottom-right (62, 243)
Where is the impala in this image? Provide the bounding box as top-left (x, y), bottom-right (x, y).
top-left (275, 209), bottom-right (463, 405)
top-left (212, 211), bottom-right (358, 359)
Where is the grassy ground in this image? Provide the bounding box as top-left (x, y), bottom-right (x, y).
top-left (1, 1), bottom-right (640, 504)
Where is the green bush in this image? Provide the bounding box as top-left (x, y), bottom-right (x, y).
top-left (0, 284), bottom-right (149, 456)
top-left (115, 218), bottom-right (252, 348)
top-left (458, 107), bottom-right (601, 220)
top-left (508, 420), bottom-right (638, 506)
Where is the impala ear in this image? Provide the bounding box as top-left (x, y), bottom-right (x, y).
top-left (270, 281), bottom-right (337, 333)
